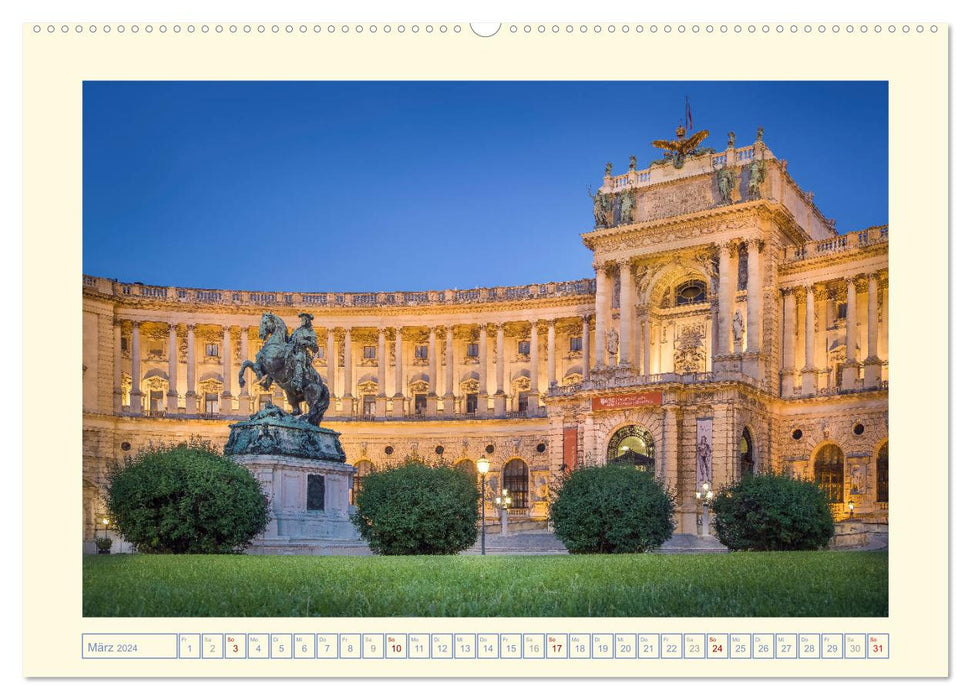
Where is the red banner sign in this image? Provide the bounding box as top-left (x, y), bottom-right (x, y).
top-left (592, 392), bottom-right (663, 411)
top-left (562, 427), bottom-right (578, 474)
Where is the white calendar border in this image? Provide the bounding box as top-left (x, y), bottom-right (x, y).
top-left (21, 16), bottom-right (947, 679)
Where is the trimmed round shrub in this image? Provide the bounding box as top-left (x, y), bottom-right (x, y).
top-left (550, 464), bottom-right (675, 553)
top-left (711, 473), bottom-right (836, 551)
top-left (352, 461), bottom-right (479, 555)
top-left (106, 442), bottom-right (270, 554)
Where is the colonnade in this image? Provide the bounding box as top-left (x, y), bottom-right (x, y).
top-left (113, 317), bottom-right (594, 419)
top-left (780, 272), bottom-right (887, 395)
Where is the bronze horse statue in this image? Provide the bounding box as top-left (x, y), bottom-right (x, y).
top-left (238, 312), bottom-right (330, 426)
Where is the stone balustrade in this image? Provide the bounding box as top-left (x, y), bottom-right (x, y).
top-left (783, 225), bottom-right (888, 263)
top-left (84, 275), bottom-right (596, 309)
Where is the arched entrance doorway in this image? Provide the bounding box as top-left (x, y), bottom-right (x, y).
top-left (739, 427), bottom-right (755, 478)
top-left (814, 444), bottom-right (844, 503)
top-left (351, 459), bottom-right (375, 506)
top-left (502, 459), bottom-right (529, 510)
top-left (876, 442), bottom-right (888, 503)
top-left (606, 425), bottom-right (656, 475)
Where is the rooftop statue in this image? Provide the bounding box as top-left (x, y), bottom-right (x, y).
top-left (239, 312), bottom-right (330, 426)
top-left (588, 186), bottom-right (613, 229)
top-left (651, 125), bottom-right (711, 169)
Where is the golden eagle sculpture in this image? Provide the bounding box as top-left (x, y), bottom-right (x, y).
top-left (651, 125), bottom-right (711, 169)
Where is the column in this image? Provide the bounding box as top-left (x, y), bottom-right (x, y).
top-left (443, 326), bottom-right (455, 415)
top-left (593, 263), bottom-right (608, 368)
top-left (392, 327), bottom-right (404, 417)
top-left (528, 321), bottom-right (540, 415)
top-left (745, 239), bottom-right (762, 353)
top-left (841, 277), bottom-right (860, 388)
top-left (428, 326), bottom-right (439, 400)
top-left (238, 326), bottom-right (251, 415)
top-left (717, 243), bottom-right (734, 356)
top-left (863, 273), bottom-right (882, 388)
top-left (781, 289), bottom-right (796, 396)
top-left (661, 404), bottom-right (679, 494)
top-left (112, 319), bottom-right (123, 413)
top-left (801, 285), bottom-right (817, 394)
top-left (185, 324), bottom-right (197, 413)
top-left (167, 323), bottom-right (179, 413)
top-left (342, 328), bottom-right (354, 416)
top-left (221, 325), bottom-right (233, 414)
top-left (641, 319), bottom-right (650, 376)
top-left (325, 328), bottom-right (335, 415)
top-left (130, 321), bottom-right (143, 415)
top-left (581, 315), bottom-right (590, 379)
top-left (478, 324), bottom-right (490, 408)
top-left (618, 259), bottom-right (633, 366)
top-left (494, 323), bottom-right (505, 417)
top-left (376, 328), bottom-right (388, 415)
top-left (546, 321), bottom-right (556, 390)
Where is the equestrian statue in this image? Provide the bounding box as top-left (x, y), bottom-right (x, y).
top-left (239, 311), bottom-right (330, 426)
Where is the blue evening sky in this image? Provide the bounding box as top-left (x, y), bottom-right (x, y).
top-left (83, 81), bottom-right (887, 293)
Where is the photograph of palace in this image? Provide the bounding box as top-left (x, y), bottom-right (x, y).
top-left (81, 82), bottom-right (888, 554)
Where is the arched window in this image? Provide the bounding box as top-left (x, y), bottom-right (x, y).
top-left (351, 460), bottom-right (375, 506)
top-left (503, 459), bottom-right (529, 509)
top-left (606, 425), bottom-right (656, 475)
top-left (814, 444), bottom-right (844, 503)
top-left (876, 443), bottom-right (889, 503)
top-left (739, 428), bottom-right (755, 478)
top-left (675, 280), bottom-right (708, 306)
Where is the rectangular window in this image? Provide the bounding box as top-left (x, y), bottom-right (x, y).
top-left (518, 393), bottom-right (529, 413)
top-left (570, 336), bottom-right (583, 352)
top-left (466, 393), bottom-right (478, 414)
top-left (205, 393), bottom-right (219, 414)
top-left (363, 396), bottom-right (376, 416)
top-left (306, 474), bottom-right (326, 511)
top-left (205, 343), bottom-right (219, 357)
top-left (415, 344), bottom-right (428, 360)
top-left (414, 394), bottom-right (427, 415)
top-left (363, 345), bottom-right (376, 360)
top-left (467, 343), bottom-right (479, 358)
top-left (519, 340), bottom-right (530, 356)
top-left (148, 341), bottom-right (164, 358)
top-left (259, 393), bottom-right (272, 408)
top-left (120, 337), bottom-right (129, 353)
top-left (149, 390), bottom-right (163, 413)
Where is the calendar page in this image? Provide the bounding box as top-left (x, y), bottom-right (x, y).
top-left (21, 16), bottom-right (947, 679)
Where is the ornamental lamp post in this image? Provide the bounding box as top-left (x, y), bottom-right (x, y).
top-left (494, 488), bottom-right (512, 536)
top-left (695, 481), bottom-right (714, 537)
top-left (476, 456), bottom-right (490, 555)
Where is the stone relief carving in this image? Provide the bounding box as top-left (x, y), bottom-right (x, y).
top-left (717, 166), bottom-right (737, 204)
top-left (619, 188), bottom-right (636, 225)
top-left (674, 324), bottom-right (706, 373)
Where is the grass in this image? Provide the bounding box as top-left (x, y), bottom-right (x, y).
top-left (83, 551), bottom-right (887, 617)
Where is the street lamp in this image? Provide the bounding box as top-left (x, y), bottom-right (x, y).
top-left (476, 456), bottom-right (490, 555)
top-left (847, 501), bottom-right (855, 519)
top-left (494, 488), bottom-right (512, 536)
top-left (694, 481), bottom-right (714, 537)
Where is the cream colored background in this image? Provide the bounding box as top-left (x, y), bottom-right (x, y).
top-left (22, 22), bottom-right (947, 678)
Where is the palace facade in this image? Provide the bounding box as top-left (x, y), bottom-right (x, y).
top-left (81, 131), bottom-right (889, 541)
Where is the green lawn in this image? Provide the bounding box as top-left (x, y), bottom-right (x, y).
top-left (83, 551), bottom-right (888, 617)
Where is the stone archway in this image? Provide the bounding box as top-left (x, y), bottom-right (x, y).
top-left (606, 425), bottom-right (656, 474)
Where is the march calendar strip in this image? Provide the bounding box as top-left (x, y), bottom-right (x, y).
top-left (82, 632), bottom-right (890, 661)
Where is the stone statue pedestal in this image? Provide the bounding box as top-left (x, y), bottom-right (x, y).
top-left (225, 405), bottom-right (361, 550)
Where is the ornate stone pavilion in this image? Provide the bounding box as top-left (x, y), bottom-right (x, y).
top-left (82, 128), bottom-right (888, 540)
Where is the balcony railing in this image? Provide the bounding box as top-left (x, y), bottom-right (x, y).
top-left (783, 225), bottom-right (888, 263)
top-left (85, 276), bottom-right (596, 309)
